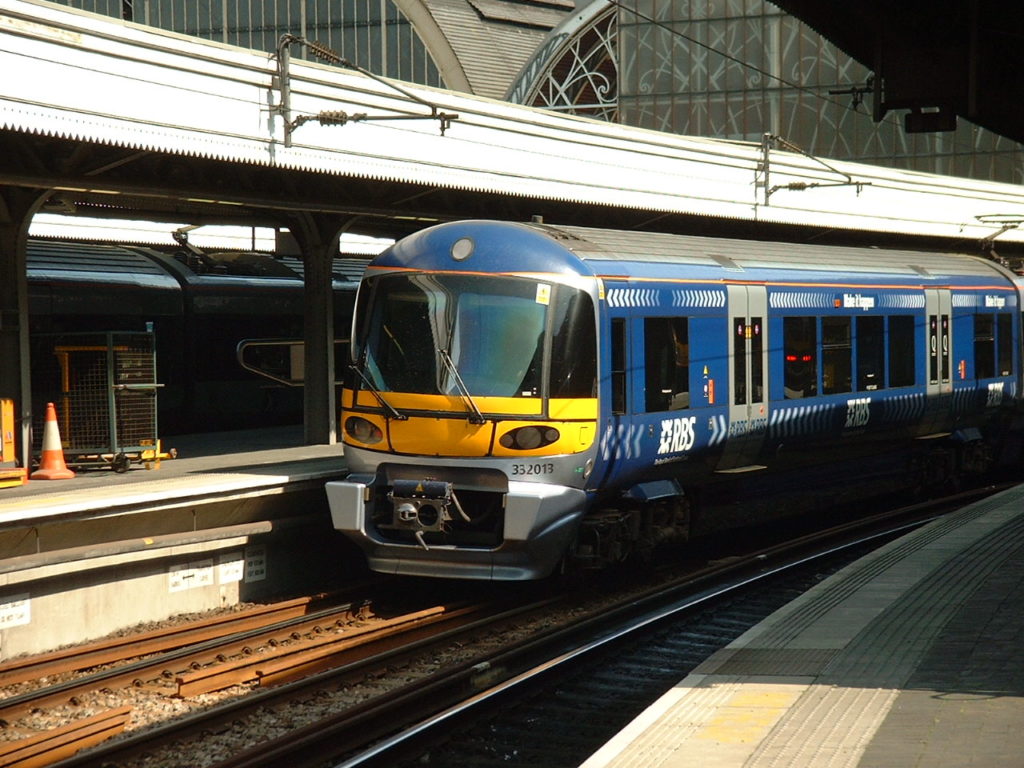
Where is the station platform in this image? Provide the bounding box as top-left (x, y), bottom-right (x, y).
top-left (0, 426), bottom-right (353, 658)
top-left (582, 483), bottom-right (1024, 768)
top-left (0, 425), bottom-right (346, 524)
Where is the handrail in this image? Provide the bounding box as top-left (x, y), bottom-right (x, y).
top-left (235, 338), bottom-right (349, 387)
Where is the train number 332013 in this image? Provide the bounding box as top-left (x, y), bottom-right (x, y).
top-left (511, 462), bottom-right (556, 476)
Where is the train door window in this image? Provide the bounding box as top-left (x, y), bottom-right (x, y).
top-left (549, 290), bottom-right (598, 398)
top-left (928, 314), bottom-right (939, 384)
top-left (822, 316), bottom-right (852, 395)
top-left (733, 317), bottom-right (747, 405)
top-left (611, 318), bottom-right (626, 414)
top-left (888, 315), bottom-right (916, 387)
top-left (941, 314), bottom-right (951, 382)
top-left (644, 317), bottom-right (689, 411)
top-left (856, 316), bottom-right (884, 391)
top-left (783, 316), bottom-right (817, 399)
top-left (997, 313), bottom-right (1013, 376)
top-left (750, 317), bottom-right (763, 404)
top-left (974, 314), bottom-right (995, 379)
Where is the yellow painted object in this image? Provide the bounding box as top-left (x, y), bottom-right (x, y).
top-left (0, 398), bottom-right (28, 488)
top-left (139, 439), bottom-right (177, 470)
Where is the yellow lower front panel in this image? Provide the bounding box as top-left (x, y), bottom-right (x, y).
top-left (388, 416), bottom-right (496, 457)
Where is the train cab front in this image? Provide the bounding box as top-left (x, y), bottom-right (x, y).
top-left (325, 222), bottom-right (600, 580)
top-left (326, 460), bottom-right (588, 579)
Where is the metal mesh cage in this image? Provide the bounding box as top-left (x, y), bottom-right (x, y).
top-left (31, 332), bottom-right (160, 470)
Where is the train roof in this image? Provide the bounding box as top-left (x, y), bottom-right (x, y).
top-left (276, 256), bottom-right (369, 284)
top-left (374, 221), bottom-right (1018, 288)
top-left (26, 239), bottom-right (368, 289)
top-left (545, 224), bottom-right (1008, 282)
top-left (26, 239), bottom-right (180, 290)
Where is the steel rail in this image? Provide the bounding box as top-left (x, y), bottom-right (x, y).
top-left (48, 596), bottom-right (564, 768)
top-left (329, 520), bottom-right (932, 768)
top-left (0, 594), bottom-right (339, 687)
top-left (0, 596), bottom-right (373, 721)
top-left (0, 707), bottom-right (131, 768)
top-left (174, 604), bottom-right (483, 697)
top-left (44, 484), bottom-right (1003, 768)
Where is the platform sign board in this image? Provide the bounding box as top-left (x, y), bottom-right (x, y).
top-left (244, 545), bottom-right (267, 583)
top-left (169, 559), bottom-right (215, 592)
top-left (0, 593), bottom-right (31, 629)
top-left (218, 551), bottom-right (245, 584)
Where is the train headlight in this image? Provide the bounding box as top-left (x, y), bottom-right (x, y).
top-left (499, 425), bottom-right (560, 450)
top-left (344, 416), bottom-right (383, 444)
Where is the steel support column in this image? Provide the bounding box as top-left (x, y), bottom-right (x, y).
top-left (287, 213), bottom-right (346, 446)
top-left (0, 188), bottom-right (49, 469)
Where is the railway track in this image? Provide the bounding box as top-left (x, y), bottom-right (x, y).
top-left (200, 486), bottom-right (1006, 768)
top-left (0, 485), bottom-right (1002, 768)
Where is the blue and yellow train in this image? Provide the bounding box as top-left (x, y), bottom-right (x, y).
top-left (326, 220), bottom-right (1024, 579)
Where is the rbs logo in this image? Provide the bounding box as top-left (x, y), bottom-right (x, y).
top-left (986, 381), bottom-right (1005, 407)
top-left (659, 417), bottom-right (697, 454)
top-left (844, 397), bottom-right (871, 428)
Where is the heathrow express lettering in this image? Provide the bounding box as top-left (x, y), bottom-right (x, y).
top-left (841, 293), bottom-right (875, 310)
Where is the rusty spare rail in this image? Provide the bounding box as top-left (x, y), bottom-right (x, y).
top-left (0, 707), bottom-right (131, 768)
top-left (0, 597), bottom-right (375, 722)
top-left (175, 604), bottom-right (483, 697)
top-left (0, 594), bottom-right (345, 688)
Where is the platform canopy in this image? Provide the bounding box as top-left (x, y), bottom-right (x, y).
top-left (2, 0), bottom-right (1024, 248)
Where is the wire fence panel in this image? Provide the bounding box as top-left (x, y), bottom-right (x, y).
top-left (32, 332), bottom-right (160, 470)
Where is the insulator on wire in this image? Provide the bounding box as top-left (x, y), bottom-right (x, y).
top-left (318, 111), bottom-right (351, 126)
top-left (306, 40), bottom-right (342, 65)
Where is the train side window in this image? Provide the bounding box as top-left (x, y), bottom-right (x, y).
top-left (888, 315), bottom-right (916, 387)
top-left (975, 313), bottom-right (995, 379)
top-left (611, 318), bottom-right (627, 415)
top-left (821, 316), bottom-right (852, 395)
top-left (997, 313), bottom-right (1013, 376)
top-left (856, 316), bottom-right (884, 391)
top-left (941, 314), bottom-right (950, 383)
top-left (733, 317), bottom-right (747, 405)
top-left (644, 317), bottom-right (689, 411)
top-left (783, 316), bottom-right (817, 399)
top-left (750, 316), bottom-right (763, 404)
top-left (928, 314), bottom-right (939, 384)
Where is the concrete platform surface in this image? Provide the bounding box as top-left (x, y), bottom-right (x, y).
top-left (0, 426), bottom-right (345, 523)
top-left (582, 484), bottom-right (1024, 768)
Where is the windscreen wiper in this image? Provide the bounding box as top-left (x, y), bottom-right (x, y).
top-left (349, 363), bottom-right (407, 420)
top-left (437, 348), bottom-right (485, 425)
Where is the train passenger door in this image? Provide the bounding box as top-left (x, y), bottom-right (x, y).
top-left (718, 285), bottom-right (769, 471)
top-left (920, 288), bottom-right (953, 435)
top-left (925, 288), bottom-right (953, 397)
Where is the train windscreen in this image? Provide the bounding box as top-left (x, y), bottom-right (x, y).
top-left (352, 273), bottom-right (596, 400)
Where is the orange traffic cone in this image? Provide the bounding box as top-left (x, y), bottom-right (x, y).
top-left (31, 402), bottom-right (75, 480)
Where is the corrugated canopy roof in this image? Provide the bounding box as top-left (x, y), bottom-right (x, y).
top-left (2, 0), bottom-right (1024, 248)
